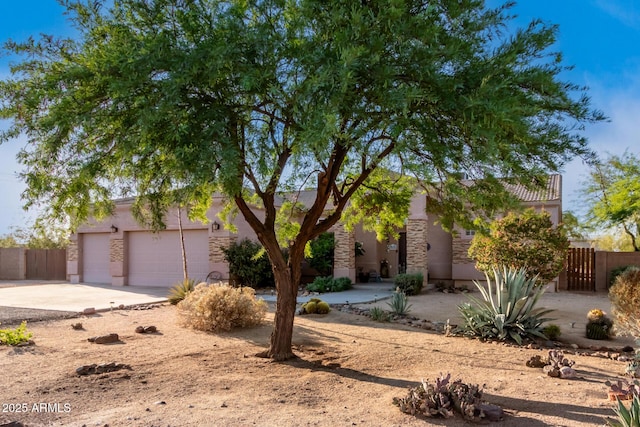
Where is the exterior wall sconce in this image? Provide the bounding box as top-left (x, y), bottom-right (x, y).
top-left (110, 225), bottom-right (118, 233)
top-left (212, 221), bottom-right (220, 231)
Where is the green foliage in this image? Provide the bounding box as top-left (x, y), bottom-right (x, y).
top-left (393, 273), bottom-right (424, 296)
top-left (0, 221), bottom-right (69, 249)
top-left (468, 209), bottom-right (569, 286)
top-left (543, 324), bottom-right (561, 341)
top-left (369, 307), bottom-right (390, 322)
top-left (393, 373), bottom-right (502, 422)
top-left (609, 267), bottom-right (640, 339)
top-left (387, 290), bottom-right (411, 316)
top-left (222, 239), bottom-right (274, 289)
top-left (0, 0), bottom-right (605, 358)
top-left (562, 211), bottom-right (589, 240)
top-left (0, 321), bottom-right (33, 346)
top-left (167, 279), bottom-right (196, 305)
top-left (581, 151), bottom-right (640, 252)
top-left (457, 266), bottom-right (554, 344)
top-left (177, 284), bottom-right (267, 332)
top-left (306, 276), bottom-right (352, 293)
top-left (307, 232), bottom-right (334, 276)
top-left (607, 394), bottom-right (640, 427)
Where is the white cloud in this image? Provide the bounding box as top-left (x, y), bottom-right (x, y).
top-left (594, 0), bottom-right (640, 29)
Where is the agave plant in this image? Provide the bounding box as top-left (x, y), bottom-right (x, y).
top-left (457, 266), bottom-right (554, 344)
top-left (167, 278), bottom-right (197, 305)
top-left (607, 394), bottom-right (640, 427)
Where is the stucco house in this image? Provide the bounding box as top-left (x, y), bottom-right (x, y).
top-left (67, 174), bottom-right (562, 288)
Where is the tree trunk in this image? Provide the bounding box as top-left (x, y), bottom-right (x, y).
top-left (256, 243), bottom-right (304, 361)
top-left (177, 206), bottom-right (188, 280)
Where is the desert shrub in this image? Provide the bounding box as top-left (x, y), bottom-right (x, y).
top-left (609, 267), bottom-right (640, 340)
top-left (543, 324), bottom-right (561, 340)
top-left (394, 273), bottom-right (424, 296)
top-left (167, 278), bottom-right (197, 305)
top-left (393, 373), bottom-right (503, 422)
top-left (369, 307), bottom-right (390, 322)
top-left (306, 232), bottom-right (334, 276)
top-left (177, 283), bottom-right (267, 332)
top-left (468, 209), bottom-right (569, 286)
top-left (0, 321), bottom-right (33, 346)
top-left (610, 265), bottom-right (637, 287)
top-left (222, 238), bottom-right (274, 288)
top-left (388, 290), bottom-right (411, 315)
top-left (457, 266), bottom-right (554, 344)
top-left (306, 276), bottom-right (352, 293)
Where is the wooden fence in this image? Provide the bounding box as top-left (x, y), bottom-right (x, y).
top-left (566, 247), bottom-right (596, 291)
top-left (25, 249), bottom-right (67, 280)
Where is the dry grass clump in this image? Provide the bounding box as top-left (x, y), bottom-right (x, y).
top-left (609, 266), bottom-right (640, 339)
top-left (177, 283), bottom-right (268, 332)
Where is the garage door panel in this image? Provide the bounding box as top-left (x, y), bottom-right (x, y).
top-left (128, 230), bottom-right (209, 287)
top-left (82, 233), bottom-right (111, 284)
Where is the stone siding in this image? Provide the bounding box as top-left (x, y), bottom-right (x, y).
top-left (333, 225), bottom-right (355, 271)
top-left (209, 236), bottom-right (236, 264)
top-left (452, 238), bottom-right (473, 264)
top-left (406, 218), bottom-right (428, 275)
top-left (67, 240), bottom-right (78, 262)
top-left (110, 239), bottom-right (124, 263)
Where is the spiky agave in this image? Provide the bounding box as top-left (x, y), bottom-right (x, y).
top-left (457, 266), bottom-right (555, 344)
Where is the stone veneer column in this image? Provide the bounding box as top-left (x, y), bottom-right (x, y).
top-left (406, 218), bottom-right (428, 284)
top-left (332, 223), bottom-right (356, 283)
top-left (451, 238), bottom-right (473, 265)
top-left (209, 234), bottom-right (236, 279)
top-left (110, 235), bottom-right (127, 286)
top-left (67, 234), bottom-right (81, 284)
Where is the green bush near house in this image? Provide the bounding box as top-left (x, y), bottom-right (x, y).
top-left (306, 276), bottom-right (352, 293)
top-left (394, 273), bottom-right (424, 296)
top-left (222, 238), bottom-right (275, 288)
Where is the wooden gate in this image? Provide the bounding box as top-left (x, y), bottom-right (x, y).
top-left (566, 248), bottom-right (595, 291)
top-left (25, 249), bottom-right (67, 280)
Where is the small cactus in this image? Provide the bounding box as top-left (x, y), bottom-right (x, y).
top-left (586, 322), bottom-right (610, 340)
top-left (303, 301), bottom-right (317, 314)
top-left (316, 301), bottom-right (330, 314)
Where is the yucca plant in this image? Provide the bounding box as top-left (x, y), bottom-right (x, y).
top-left (457, 266), bottom-right (554, 344)
top-left (168, 278), bottom-right (197, 305)
top-left (388, 290), bottom-right (412, 315)
top-left (607, 394), bottom-right (640, 427)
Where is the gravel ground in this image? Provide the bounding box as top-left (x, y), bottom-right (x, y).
top-left (0, 306), bottom-right (80, 326)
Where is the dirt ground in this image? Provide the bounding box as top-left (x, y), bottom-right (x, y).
top-left (0, 291), bottom-right (636, 427)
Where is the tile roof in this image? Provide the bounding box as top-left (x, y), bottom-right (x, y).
top-left (503, 174), bottom-right (561, 202)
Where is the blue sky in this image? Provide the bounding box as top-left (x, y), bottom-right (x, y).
top-left (1, 1), bottom-right (639, 235)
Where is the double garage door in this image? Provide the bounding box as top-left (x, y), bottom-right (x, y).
top-left (82, 230), bottom-right (210, 287)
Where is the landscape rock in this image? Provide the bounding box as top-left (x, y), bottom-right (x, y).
top-left (76, 362), bottom-right (132, 376)
top-left (135, 325), bottom-right (158, 334)
top-left (543, 365), bottom-right (560, 377)
top-left (88, 333), bottom-right (120, 344)
top-left (82, 307), bottom-right (96, 315)
top-left (478, 403), bottom-right (504, 422)
top-left (526, 355), bottom-right (547, 368)
top-left (559, 366), bottom-right (577, 379)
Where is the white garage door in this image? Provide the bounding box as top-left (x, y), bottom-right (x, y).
top-left (82, 233), bottom-right (111, 284)
top-left (128, 230), bottom-right (210, 287)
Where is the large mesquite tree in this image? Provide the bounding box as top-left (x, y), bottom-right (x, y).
top-left (0, 0), bottom-right (603, 360)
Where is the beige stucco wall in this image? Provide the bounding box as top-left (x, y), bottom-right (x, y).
top-left (0, 248), bottom-right (26, 280)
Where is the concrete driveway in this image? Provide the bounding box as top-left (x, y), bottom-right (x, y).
top-left (0, 281), bottom-right (169, 312)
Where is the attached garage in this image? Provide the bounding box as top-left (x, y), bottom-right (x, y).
top-left (127, 229), bottom-right (210, 286)
top-left (82, 233), bottom-right (111, 284)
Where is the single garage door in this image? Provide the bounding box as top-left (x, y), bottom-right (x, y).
top-left (128, 230), bottom-right (209, 286)
top-left (82, 233), bottom-right (111, 284)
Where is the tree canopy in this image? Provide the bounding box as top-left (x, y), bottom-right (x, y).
top-left (0, 0), bottom-right (604, 359)
top-left (468, 209), bottom-right (569, 286)
top-left (579, 151), bottom-right (640, 251)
